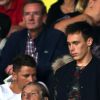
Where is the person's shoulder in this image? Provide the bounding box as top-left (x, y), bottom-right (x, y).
top-left (0, 82), bottom-right (10, 86)
top-left (56, 61), bottom-right (75, 74)
top-left (41, 26), bottom-right (66, 42)
top-left (92, 57), bottom-right (100, 74)
top-left (4, 29), bottom-right (27, 46)
top-left (0, 83), bottom-right (10, 90)
top-left (92, 56), bottom-right (100, 69)
top-left (8, 29), bottom-right (28, 39)
top-left (54, 61), bottom-right (75, 79)
top-left (46, 26), bottom-right (65, 36)
top-left (93, 56), bottom-right (100, 63)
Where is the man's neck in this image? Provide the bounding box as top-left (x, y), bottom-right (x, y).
top-left (29, 31), bottom-right (39, 40)
top-left (10, 83), bottom-right (21, 94)
top-left (28, 27), bottom-right (43, 39)
top-left (76, 53), bottom-right (92, 69)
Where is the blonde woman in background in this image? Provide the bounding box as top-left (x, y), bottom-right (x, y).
top-left (46, 0), bottom-right (81, 27)
top-left (54, 0), bottom-right (100, 32)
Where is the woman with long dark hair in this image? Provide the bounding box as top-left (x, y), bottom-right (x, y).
top-left (46, 0), bottom-right (80, 26)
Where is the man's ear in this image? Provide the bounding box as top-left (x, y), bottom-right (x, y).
top-left (87, 37), bottom-right (93, 46)
top-left (12, 71), bottom-right (17, 82)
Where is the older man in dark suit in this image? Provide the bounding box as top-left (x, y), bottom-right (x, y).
top-left (0, 0), bottom-right (68, 84)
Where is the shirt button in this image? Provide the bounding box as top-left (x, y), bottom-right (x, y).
top-left (81, 86), bottom-right (83, 89)
top-left (44, 50), bottom-right (48, 53)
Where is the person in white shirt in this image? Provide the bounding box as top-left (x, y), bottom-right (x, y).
top-left (0, 54), bottom-right (37, 100)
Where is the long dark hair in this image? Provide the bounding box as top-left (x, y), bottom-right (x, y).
top-left (57, 0), bottom-right (78, 5)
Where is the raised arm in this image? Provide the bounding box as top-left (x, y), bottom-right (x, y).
top-left (54, 0), bottom-right (100, 33)
top-left (54, 14), bottom-right (95, 33)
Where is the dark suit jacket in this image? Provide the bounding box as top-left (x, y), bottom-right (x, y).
top-left (0, 27), bottom-right (68, 83)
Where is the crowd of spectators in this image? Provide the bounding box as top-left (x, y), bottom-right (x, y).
top-left (0, 0), bottom-right (100, 100)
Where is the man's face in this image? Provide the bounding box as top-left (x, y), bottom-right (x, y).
top-left (13, 66), bottom-right (37, 90)
top-left (22, 85), bottom-right (42, 100)
top-left (23, 3), bottom-right (45, 31)
top-left (0, 0), bottom-right (10, 6)
top-left (67, 32), bottom-right (93, 61)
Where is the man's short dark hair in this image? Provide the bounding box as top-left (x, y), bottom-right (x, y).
top-left (12, 54), bottom-right (36, 72)
top-left (23, 0), bottom-right (47, 15)
top-left (66, 21), bottom-right (94, 41)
